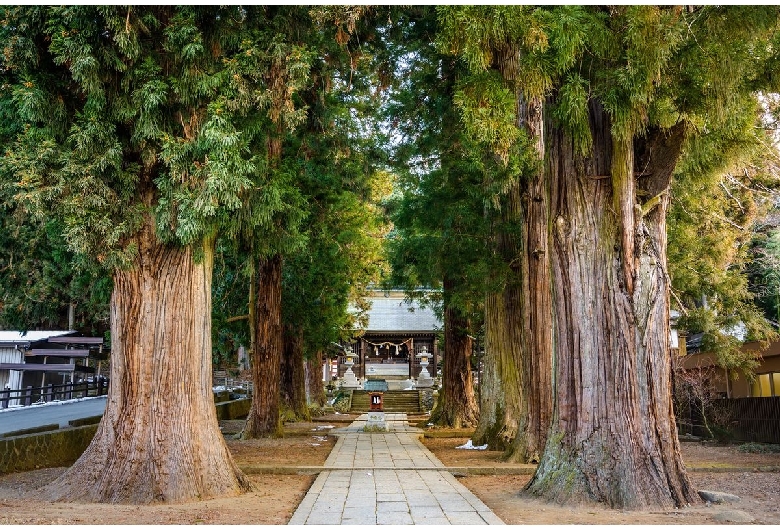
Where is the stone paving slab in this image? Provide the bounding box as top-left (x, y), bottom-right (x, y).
top-left (289, 413), bottom-right (504, 525)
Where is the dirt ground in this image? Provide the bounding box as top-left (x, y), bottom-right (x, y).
top-left (0, 418), bottom-right (346, 525)
top-left (423, 436), bottom-right (780, 525)
top-left (0, 416), bottom-right (778, 525)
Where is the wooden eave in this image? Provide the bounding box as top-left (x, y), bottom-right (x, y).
top-left (0, 342), bottom-right (30, 349)
top-left (47, 337), bottom-right (103, 345)
top-left (361, 331), bottom-right (436, 336)
top-left (27, 349), bottom-right (90, 357)
top-left (0, 363), bottom-right (75, 371)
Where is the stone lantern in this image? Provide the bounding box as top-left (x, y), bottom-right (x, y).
top-left (415, 346), bottom-right (434, 388)
top-left (341, 345), bottom-right (361, 389)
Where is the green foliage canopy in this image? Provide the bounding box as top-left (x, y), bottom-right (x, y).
top-left (437, 6), bottom-right (780, 375)
top-left (0, 6), bottom-right (288, 268)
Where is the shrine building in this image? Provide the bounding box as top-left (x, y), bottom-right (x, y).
top-left (337, 290), bottom-right (441, 383)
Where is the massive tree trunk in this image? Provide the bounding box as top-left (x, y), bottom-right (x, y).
top-left (473, 196), bottom-right (523, 452)
top-left (430, 278), bottom-right (479, 428)
top-left (527, 101), bottom-right (699, 509)
top-left (478, 153), bottom-right (552, 463)
top-left (243, 255), bottom-right (283, 438)
top-left (280, 324), bottom-right (308, 420)
top-left (242, 41), bottom-right (290, 438)
top-left (306, 349), bottom-right (326, 406)
top-left (40, 222), bottom-right (251, 504)
top-left (510, 96), bottom-right (553, 464)
top-left (473, 288), bottom-right (521, 450)
top-left (473, 75), bottom-right (553, 462)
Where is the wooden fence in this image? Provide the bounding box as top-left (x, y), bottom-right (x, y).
top-left (677, 397), bottom-right (780, 444)
top-left (716, 397), bottom-right (780, 444)
top-left (1, 378), bottom-right (109, 409)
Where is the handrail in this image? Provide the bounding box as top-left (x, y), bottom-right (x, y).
top-left (0, 378), bottom-right (109, 409)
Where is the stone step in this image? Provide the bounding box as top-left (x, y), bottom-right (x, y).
top-left (350, 390), bottom-right (421, 413)
top-left (350, 399), bottom-right (420, 405)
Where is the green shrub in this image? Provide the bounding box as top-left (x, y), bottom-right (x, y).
top-left (279, 406), bottom-right (299, 424)
top-left (362, 424), bottom-right (387, 433)
top-left (333, 390), bottom-right (351, 413)
top-left (737, 442), bottom-right (780, 453)
top-left (710, 424), bottom-right (735, 443)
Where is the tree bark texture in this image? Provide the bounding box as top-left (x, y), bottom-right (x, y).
top-left (280, 324), bottom-right (309, 420)
top-left (305, 349), bottom-right (326, 406)
top-left (475, 38), bottom-right (554, 459)
top-left (472, 48), bottom-right (526, 453)
top-left (473, 197), bottom-right (523, 452)
top-left (527, 101), bottom-right (698, 509)
top-left (40, 223), bottom-right (251, 504)
top-left (473, 288), bottom-right (521, 451)
top-left (243, 255), bottom-right (284, 438)
top-left (474, 87), bottom-right (553, 463)
top-left (510, 96), bottom-right (553, 464)
top-left (431, 279), bottom-right (479, 428)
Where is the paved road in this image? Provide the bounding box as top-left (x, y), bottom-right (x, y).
top-left (0, 397), bottom-right (106, 436)
top-left (289, 413), bottom-right (504, 525)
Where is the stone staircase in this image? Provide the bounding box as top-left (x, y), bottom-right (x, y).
top-left (350, 390), bottom-right (421, 413)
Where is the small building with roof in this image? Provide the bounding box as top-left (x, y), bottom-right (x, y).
top-left (0, 331), bottom-right (74, 392)
top-left (680, 336), bottom-right (780, 399)
top-left (0, 330), bottom-right (105, 406)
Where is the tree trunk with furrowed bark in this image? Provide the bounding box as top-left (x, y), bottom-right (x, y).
top-left (242, 54), bottom-right (289, 437)
top-left (430, 277), bottom-right (479, 428)
top-left (473, 177), bottom-right (524, 453)
top-left (510, 95), bottom-right (553, 464)
top-left (243, 255), bottom-right (284, 438)
top-left (40, 221), bottom-right (251, 504)
top-left (473, 76), bottom-right (552, 462)
top-left (527, 100), bottom-right (699, 509)
top-left (473, 285), bottom-right (522, 451)
top-left (280, 324), bottom-right (309, 420)
top-left (305, 349), bottom-right (326, 406)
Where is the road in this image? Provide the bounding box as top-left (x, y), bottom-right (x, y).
top-left (0, 396), bottom-right (106, 436)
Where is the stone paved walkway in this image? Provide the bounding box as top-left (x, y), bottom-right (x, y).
top-left (288, 413), bottom-right (504, 525)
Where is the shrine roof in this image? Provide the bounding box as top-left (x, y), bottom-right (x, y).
top-left (362, 293), bottom-right (441, 332)
top-left (0, 330), bottom-right (74, 348)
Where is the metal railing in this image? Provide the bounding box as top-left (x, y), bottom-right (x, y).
top-left (1, 378), bottom-right (109, 409)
